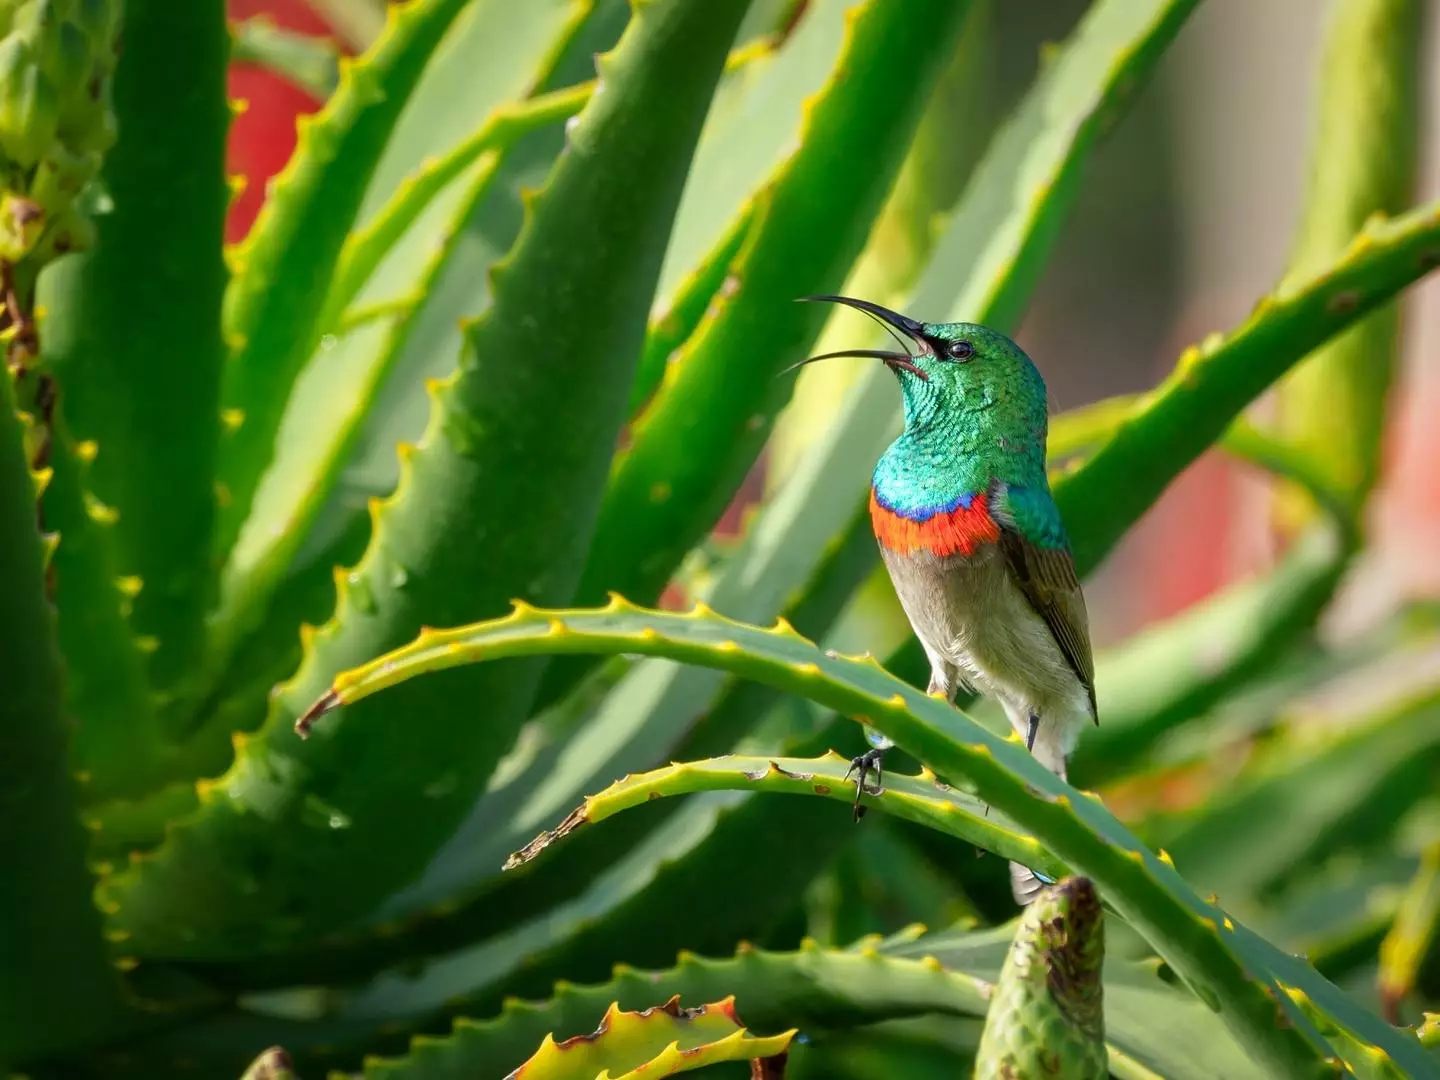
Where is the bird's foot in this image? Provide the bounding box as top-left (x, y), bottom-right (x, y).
top-left (845, 747), bottom-right (886, 822)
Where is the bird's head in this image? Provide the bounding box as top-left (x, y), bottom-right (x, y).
top-left (789, 295), bottom-right (1047, 432)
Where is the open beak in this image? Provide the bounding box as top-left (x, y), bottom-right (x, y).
top-left (781, 294), bottom-right (930, 381)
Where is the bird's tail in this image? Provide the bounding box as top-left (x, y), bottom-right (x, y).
top-left (1008, 736), bottom-right (1067, 906)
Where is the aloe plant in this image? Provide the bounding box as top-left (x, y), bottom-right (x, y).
top-left (4, 0), bottom-right (1440, 1076)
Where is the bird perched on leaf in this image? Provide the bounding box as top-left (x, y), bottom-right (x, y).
top-left (794, 295), bottom-right (1098, 906)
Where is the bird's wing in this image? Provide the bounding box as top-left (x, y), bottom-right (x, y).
top-left (993, 483), bottom-right (1098, 722)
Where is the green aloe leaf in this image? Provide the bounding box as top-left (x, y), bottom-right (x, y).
top-left (1272, 0), bottom-right (1420, 534)
top-left (973, 877), bottom-right (1107, 1080)
top-left (569, 0), bottom-right (974, 628)
top-left (205, 719), bottom-right (855, 1011)
top-left (1056, 197), bottom-right (1440, 576)
top-left (1146, 684), bottom-right (1440, 917)
top-left (1377, 838), bottom-right (1440, 1022)
top-left (229, 17), bottom-right (340, 101)
top-left (628, 202), bottom-right (757, 416)
top-left (100, 0), bottom-right (755, 960)
top-left (37, 399), bottom-right (165, 802)
top-left (214, 0), bottom-right (475, 568)
top-left (303, 601), bottom-right (1435, 1077)
top-left (36, 0), bottom-right (230, 700)
top-left (0, 372), bottom-right (127, 1061)
top-left (501, 750), bottom-right (1050, 880)
top-left (370, 996), bottom-right (793, 1080)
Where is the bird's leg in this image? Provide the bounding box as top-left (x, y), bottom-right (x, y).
top-left (1025, 713), bottom-right (1039, 752)
top-left (845, 747), bottom-right (885, 822)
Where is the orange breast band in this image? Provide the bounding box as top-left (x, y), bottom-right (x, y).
top-left (869, 487), bottom-right (1001, 557)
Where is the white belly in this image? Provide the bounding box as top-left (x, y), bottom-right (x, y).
top-left (879, 543), bottom-right (1091, 775)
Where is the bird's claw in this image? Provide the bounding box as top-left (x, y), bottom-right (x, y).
top-left (845, 748), bottom-right (886, 822)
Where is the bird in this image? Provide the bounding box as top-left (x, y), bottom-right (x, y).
top-left (794, 294), bottom-right (1098, 906)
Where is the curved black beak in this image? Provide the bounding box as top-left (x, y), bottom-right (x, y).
top-left (782, 294), bottom-right (930, 381)
top-left (798, 294), bottom-right (927, 338)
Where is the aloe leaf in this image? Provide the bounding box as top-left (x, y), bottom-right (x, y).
top-left (305, 0), bottom-right (386, 50)
top-left (570, 0), bottom-right (974, 624)
top-left (973, 877), bottom-right (1106, 1080)
top-left (628, 202), bottom-right (757, 416)
top-left (0, 372), bottom-right (127, 1061)
top-left (502, 751), bottom-right (1051, 878)
top-left (85, 782), bottom-right (199, 863)
top-left (35, 0), bottom-right (230, 699)
top-left (101, 0), bottom-right (755, 959)
top-left (211, 719), bottom-right (854, 1010)
top-left (230, 17), bottom-right (340, 101)
top-left (215, 0), bottom-right (476, 567)
top-left (1148, 684), bottom-right (1440, 916)
top-left (36, 399), bottom-right (165, 802)
top-left (1271, 0), bottom-right (1420, 535)
top-left (370, 997), bottom-right (793, 1080)
top-left (320, 81), bottom-right (591, 330)
top-left (1057, 196), bottom-right (1440, 575)
top-left (1377, 839), bottom-right (1440, 1022)
top-left (306, 602), bottom-right (1435, 1076)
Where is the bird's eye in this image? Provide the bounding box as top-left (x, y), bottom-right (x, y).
top-left (947, 340), bottom-right (975, 361)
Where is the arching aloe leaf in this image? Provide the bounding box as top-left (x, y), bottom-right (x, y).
top-left (0, 372), bottom-right (128, 1059)
top-left (369, 996), bottom-right (793, 1080)
top-left (36, 0), bottom-right (230, 700)
top-left (215, 0), bottom-right (474, 564)
top-left (973, 877), bottom-right (1107, 1080)
top-left (502, 751), bottom-right (1049, 877)
top-left (99, 0), bottom-right (755, 960)
top-left (302, 601), bottom-right (1434, 1077)
top-left (1056, 198), bottom-right (1440, 575)
top-left (214, 721), bottom-right (854, 1009)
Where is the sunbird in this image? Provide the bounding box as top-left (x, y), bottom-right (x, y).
top-left (796, 295), bottom-right (1098, 905)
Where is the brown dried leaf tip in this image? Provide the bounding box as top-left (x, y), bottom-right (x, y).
top-left (504, 803), bottom-right (590, 870)
top-left (294, 689), bottom-right (340, 738)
